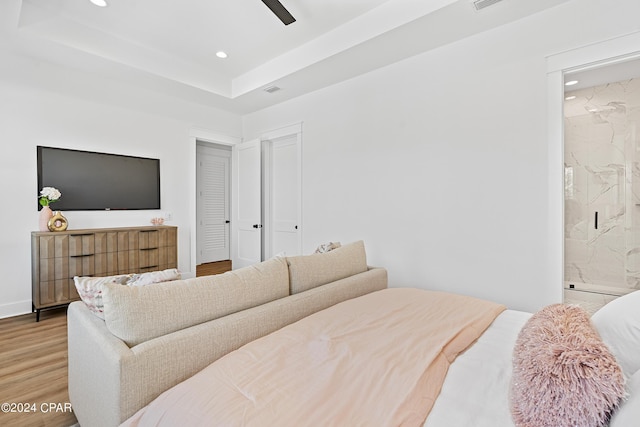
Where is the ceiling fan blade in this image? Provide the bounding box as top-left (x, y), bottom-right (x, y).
top-left (261, 0), bottom-right (296, 25)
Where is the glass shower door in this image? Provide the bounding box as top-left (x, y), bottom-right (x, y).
top-left (564, 95), bottom-right (627, 291)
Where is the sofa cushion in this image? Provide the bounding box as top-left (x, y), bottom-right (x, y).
top-left (287, 240), bottom-right (368, 294)
top-left (102, 256), bottom-right (290, 347)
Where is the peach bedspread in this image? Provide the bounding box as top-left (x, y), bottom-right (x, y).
top-left (122, 288), bottom-right (505, 427)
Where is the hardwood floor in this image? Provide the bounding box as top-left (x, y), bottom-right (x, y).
top-left (196, 259), bottom-right (232, 277)
top-left (0, 264), bottom-right (231, 427)
top-left (0, 308), bottom-right (77, 427)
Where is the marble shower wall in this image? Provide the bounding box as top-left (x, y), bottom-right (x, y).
top-left (564, 77), bottom-right (640, 292)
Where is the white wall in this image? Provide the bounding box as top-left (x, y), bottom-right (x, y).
top-left (0, 50), bottom-right (241, 318)
top-left (3, 0), bottom-right (639, 318)
top-left (243, 0), bottom-right (640, 312)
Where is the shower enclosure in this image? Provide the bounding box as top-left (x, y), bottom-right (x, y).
top-left (564, 77), bottom-right (640, 299)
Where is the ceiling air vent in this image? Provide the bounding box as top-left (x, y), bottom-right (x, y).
top-left (263, 85), bottom-right (281, 93)
top-left (473, 0), bottom-right (504, 11)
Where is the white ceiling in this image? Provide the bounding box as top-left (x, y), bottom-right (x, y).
top-left (3, 0), bottom-right (573, 114)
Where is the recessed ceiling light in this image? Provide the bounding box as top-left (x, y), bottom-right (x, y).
top-left (565, 80), bottom-right (579, 86)
top-left (90, 0), bottom-right (108, 7)
top-left (565, 95), bottom-right (576, 100)
top-left (216, 51), bottom-right (228, 59)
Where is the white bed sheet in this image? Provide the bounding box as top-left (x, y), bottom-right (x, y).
top-left (424, 309), bottom-right (531, 427)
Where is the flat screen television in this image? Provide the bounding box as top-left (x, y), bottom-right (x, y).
top-left (37, 146), bottom-right (160, 211)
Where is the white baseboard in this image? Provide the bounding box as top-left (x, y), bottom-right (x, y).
top-left (0, 300), bottom-right (32, 319)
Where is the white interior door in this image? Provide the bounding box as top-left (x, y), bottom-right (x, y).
top-left (196, 143), bottom-right (230, 264)
top-left (232, 139), bottom-right (262, 268)
top-left (262, 124), bottom-right (302, 259)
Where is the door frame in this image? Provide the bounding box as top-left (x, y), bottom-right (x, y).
top-left (196, 141), bottom-right (232, 265)
top-left (546, 30), bottom-right (640, 304)
top-left (189, 128), bottom-right (240, 277)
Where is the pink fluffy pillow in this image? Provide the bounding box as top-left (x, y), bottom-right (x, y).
top-left (510, 304), bottom-right (625, 427)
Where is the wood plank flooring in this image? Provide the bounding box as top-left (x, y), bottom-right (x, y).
top-left (0, 263), bottom-right (232, 427)
top-left (196, 259), bottom-right (232, 277)
top-left (0, 308), bottom-right (77, 427)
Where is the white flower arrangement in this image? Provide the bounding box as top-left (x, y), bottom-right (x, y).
top-left (39, 187), bottom-right (61, 207)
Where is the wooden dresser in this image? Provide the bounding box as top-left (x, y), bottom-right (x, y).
top-left (31, 225), bottom-right (177, 321)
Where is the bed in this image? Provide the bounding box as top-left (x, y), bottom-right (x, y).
top-left (120, 287), bottom-right (640, 427)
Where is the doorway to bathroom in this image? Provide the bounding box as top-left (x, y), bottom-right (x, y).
top-left (563, 58), bottom-right (640, 313)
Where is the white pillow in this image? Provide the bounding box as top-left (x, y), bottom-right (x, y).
top-left (609, 370), bottom-right (640, 427)
top-left (591, 290), bottom-right (640, 377)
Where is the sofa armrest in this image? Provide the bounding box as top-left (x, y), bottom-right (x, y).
top-left (67, 301), bottom-right (133, 427)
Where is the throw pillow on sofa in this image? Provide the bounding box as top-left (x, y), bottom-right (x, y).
top-left (126, 268), bottom-right (181, 286)
top-left (314, 241), bottom-right (341, 253)
top-left (74, 274), bottom-right (131, 319)
top-left (74, 268), bottom-right (181, 319)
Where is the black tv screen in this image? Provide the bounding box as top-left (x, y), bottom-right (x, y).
top-left (37, 146), bottom-right (160, 211)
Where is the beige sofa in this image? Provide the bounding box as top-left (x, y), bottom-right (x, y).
top-left (67, 241), bottom-right (387, 427)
